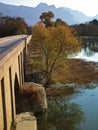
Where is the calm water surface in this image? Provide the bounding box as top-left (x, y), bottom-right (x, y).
top-left (37, 41), bottom-right (98, 130)
top-left (70, 87), bottom-right (98, 130)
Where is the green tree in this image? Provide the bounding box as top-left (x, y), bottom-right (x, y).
top-left (30, 25), bottom-right (81, 86)
top-left (39, 11), bottom-right (54, 27)
top-left (72, 19), bottom-right (98, 36)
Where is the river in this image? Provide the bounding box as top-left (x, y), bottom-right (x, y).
top-left (36, 41), bottom-right (98, 130)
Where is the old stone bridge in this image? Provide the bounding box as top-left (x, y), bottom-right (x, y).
top-left (0, 35), bottom-right (37, 130)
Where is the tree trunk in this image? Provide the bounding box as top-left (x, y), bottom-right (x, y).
top-left (42, 74), bottom-right (51, 87)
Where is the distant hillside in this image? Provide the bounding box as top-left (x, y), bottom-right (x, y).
top-left (62, 7), bottom-right (91, 23)
top-left (0, 2), bottom-right (95, 25)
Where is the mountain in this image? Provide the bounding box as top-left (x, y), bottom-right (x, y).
top-left (0, 2), bottom-right (95, 25)
top-left (62, 7), bottom-right (91, 23)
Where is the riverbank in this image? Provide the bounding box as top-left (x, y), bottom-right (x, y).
top-left (46, 59), bottom-right (98, 98)
top-left (53, 59), bottom-right (98, 85)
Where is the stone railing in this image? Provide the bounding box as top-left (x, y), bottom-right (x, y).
top-left (0, 35), bottom-right (27, 43)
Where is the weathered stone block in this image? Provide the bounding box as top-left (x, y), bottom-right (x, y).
top-left (21, 82), bottom-right (48, 114)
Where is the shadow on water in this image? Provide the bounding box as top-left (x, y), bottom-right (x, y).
top-left (36, 86), bottom-right (98, 130)
top-left (36, 95), bottom-right (84, 130)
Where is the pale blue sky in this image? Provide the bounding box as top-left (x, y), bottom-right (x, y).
top-left (0, 0), bottom-right (98, 16)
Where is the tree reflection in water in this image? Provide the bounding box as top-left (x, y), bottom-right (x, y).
top-left (83, 41), bottom-right (98, 57)
top-left (37, 97), bottom-right (84, 130)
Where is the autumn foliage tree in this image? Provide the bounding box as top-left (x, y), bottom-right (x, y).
top-left (0, 16), bottom-right (29, 37)
top-left (29, 24), bottom-right (81, 87)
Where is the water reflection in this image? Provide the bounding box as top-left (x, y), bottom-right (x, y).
top-left (37, 86), bottom-right (98, 130)
top-left (37, 96), bottom-right (84, 130)
top-left (70, 87), bottom-right (98, 130)
top-left (83, 47), bottom-right (94, 57)
top-left (75, 41), bottom-right (98, 62)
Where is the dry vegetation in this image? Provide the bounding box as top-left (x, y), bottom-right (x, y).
top-left (53, 59), bottom-right (98, 84)
top-left (25, 59), bottom-right (98, 98)
top-left (45, 59), bottom-right (98, 97)
top-left (46, 86), bottom-right (75, 97)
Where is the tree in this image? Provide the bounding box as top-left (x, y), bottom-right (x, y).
top-left (72, 19), bottom-right (98, 36)
top-left (90, 19), bottom-right (98, 26)
top-left (39, 11), bottom-right (54, 27)
top-left (55, 18), bottom-right (67, 26)
top-left (30, 25), bottom-right (81, 86)
top-left (0, 16), bottom-right (28, 37)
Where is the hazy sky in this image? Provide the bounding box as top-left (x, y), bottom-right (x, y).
top-left (0, 0), bottom-right (98, 16)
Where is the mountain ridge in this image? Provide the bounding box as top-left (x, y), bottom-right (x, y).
top-left (0, 2), bottom-right (96, 25)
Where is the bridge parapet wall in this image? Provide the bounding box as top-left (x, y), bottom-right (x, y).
top-left (0, 35), bottom-right (27, 44)
top-left (0, 35), bottom-right (31, 130)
